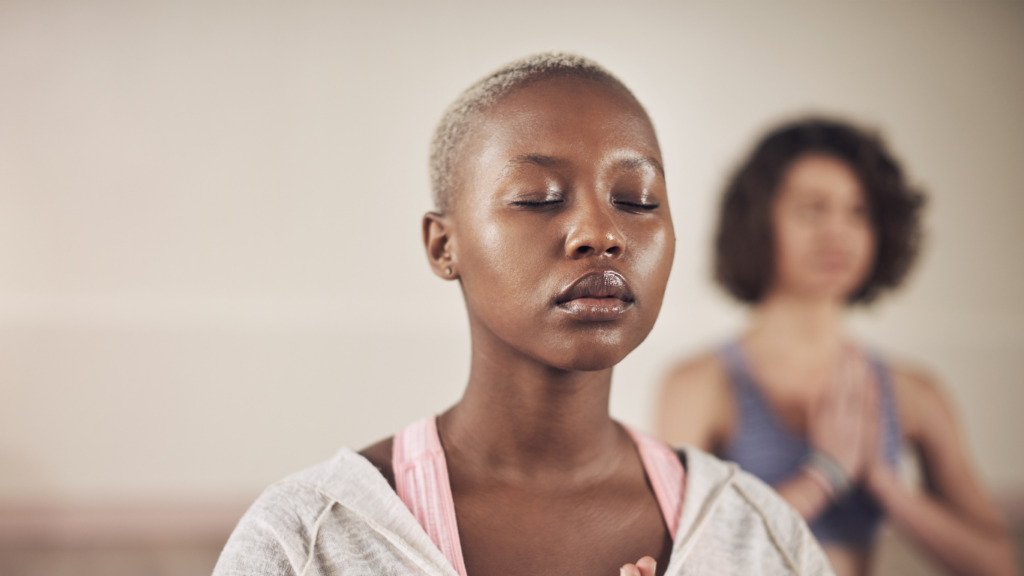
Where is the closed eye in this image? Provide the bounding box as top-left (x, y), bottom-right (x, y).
top-left (512, 199), bottom-right (563, 208)
top-left (615, 201), bottom-right (660, 211)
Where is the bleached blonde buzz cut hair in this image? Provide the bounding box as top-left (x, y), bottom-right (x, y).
top-left (429, 51), bottom-right (642, 213)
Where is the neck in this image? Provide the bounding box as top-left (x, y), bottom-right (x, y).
top-left (438, 320), bottom-right (623, 477)
top-left (747, 289), bottom-right (847, 356)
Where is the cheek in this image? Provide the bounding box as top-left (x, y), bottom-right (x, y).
top-left (773, 217), bottom-right (812, 271)
top-left (633, 223), bottom-right (675, 290)
top-left (459, 215), bottom-right (550, 306)
top-left (851, 226), bottom-right (876, 271)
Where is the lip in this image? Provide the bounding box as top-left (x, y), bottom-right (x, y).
top-left (555, 270), bottom-right (636, 322)
top-left (813, 253), bottom-right (855, 273)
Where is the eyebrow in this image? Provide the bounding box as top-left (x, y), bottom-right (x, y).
top-left (616, 156), bottom-right (665, 178)
top-left (497, 154), bottom-right (665, 180)
top-left (497, 154), bottom-right (566, 180)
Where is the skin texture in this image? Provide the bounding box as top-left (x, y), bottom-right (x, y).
top-left (656, 155), bottom-right (1017, 576)
top-left (362, 77), bottom-right (675, 576)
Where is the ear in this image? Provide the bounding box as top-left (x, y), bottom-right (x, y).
top-left (422, 212), bottom-right (458, 280)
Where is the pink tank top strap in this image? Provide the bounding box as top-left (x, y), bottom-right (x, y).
top-left (393, 416), bottom-right (468, 576)
top-left (622, 425), bottom-right (686, 540)
top-left (393, 417), bottom-right (686, 575)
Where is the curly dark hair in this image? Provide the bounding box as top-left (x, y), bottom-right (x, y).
top-left (714, 117), bottom-right (926, 305)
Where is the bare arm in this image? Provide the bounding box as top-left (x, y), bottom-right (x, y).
top-left (866, 370), bottom-right (1017, 576)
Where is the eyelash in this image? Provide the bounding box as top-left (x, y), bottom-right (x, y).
top-left (511, 199), bottom-right (659, 211)
top-left (512, 200), bottom-right (563, 208)
top-left (615, 201), bottom-right (660, 211)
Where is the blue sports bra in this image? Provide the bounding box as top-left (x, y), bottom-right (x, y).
top-left (719, 341), bottom-right (902, 546)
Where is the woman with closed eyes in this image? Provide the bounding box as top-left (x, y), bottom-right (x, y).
top-left (213, 53), bottom-right (832, 576)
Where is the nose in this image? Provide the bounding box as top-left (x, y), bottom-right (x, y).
top-left (823, 207), bottom-right (863, 241)
top-left (564, 197), bottom-right (625, 259)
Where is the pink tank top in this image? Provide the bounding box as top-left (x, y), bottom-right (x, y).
top-left (392, 417), bottom-right (686, 576)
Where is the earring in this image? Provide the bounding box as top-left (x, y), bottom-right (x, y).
top-left (445, 267), bottom-right (453, 275)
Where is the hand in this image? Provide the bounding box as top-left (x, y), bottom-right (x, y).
top-left (807, 345), bottom-right (877, 481)
top-left (860, 379), bottom-right (898, 497)
top-left (620, 556), bottom-right (657, 576)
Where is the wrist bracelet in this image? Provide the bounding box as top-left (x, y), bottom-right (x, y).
top-left (804, 449), bottom-right (852, 501)
top-left (803, 466), bottom-right (836, 500)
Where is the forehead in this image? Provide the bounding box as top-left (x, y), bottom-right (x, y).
top-left (782, 154), bottom-right (864, 202)
top-left (454, 77), bottom-right (660, 186)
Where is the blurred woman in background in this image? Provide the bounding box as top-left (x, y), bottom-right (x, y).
top-left (656, 119), bottom-right (1017, 576)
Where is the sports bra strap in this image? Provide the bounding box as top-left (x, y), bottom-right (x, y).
top-left (623, 424), bottom-right (686, 540)
top-left (393, 417), bottom-right (468, 576)
top-left (393, 417), bottom-right (686, 575)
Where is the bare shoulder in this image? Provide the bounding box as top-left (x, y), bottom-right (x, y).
top-left (657, 349), bottom-right (733, 450)
top-left (889, 357), bottom-right (941, 389)
top-left (358, 436), bottom-right (395, 490)
top-left (886, 357), bottom-right (955, 442)
top-left (662, 350), bottom-right (728, 395)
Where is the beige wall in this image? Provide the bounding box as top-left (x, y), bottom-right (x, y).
top-left (1, 1), bottom-right (1022, 509)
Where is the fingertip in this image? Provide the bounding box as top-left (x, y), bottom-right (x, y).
top-left (636, 555), bottom-right (657, 576)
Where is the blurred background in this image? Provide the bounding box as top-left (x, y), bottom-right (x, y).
top-left (1, 1), bottom-right (1021, 575)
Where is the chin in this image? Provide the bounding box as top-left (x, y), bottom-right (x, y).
top-left (794, 274), bottom-right (862, 301)
top-left (557, 354), bottom-right (623, 372)
top-left (539, 336), bottom-right (637, 372)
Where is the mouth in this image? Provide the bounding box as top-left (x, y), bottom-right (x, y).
top-left (555, 270), bottom-right (636, 322)
top-left (812, 252), bottom-right (857, 274)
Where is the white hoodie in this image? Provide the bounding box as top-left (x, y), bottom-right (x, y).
top-left (213, 446), bottom-right (834, 576)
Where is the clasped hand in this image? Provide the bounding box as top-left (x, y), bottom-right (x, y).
top-left (807, 344), bottom-right (886, 485)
